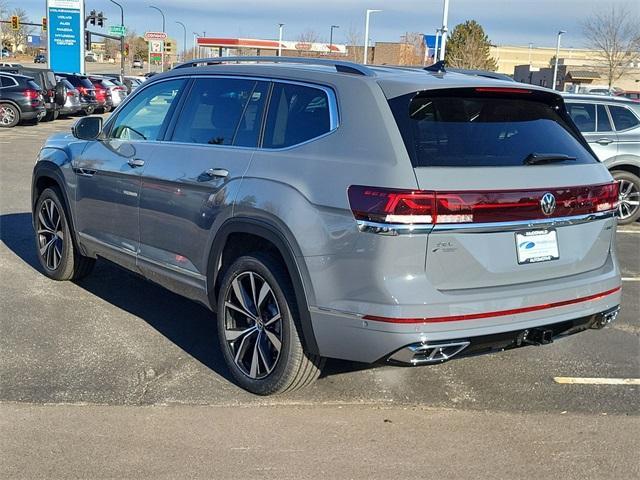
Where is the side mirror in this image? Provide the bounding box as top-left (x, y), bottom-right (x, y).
top-left (72, 116), bottom-right (103, 140)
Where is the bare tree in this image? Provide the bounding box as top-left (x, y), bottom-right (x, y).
top-left (399, 32), bottom-right (425, 66)
top-left (344, 23), bottom-right (362, 62)
top-left (1, 8), bottom-right (33, 52)
top-left (295, 29), bottom-right (319, 56)
top-left (582, 4), bottom-right (640, 88)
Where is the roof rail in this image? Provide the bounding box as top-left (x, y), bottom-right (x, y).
top-left (173, 56), bottom-right (376, 76)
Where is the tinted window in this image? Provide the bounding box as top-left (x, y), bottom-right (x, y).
top-left (596, 104), bottom-right (612, 132)
top-left (566, 103), bottom-right (595, 132)
top-left (26, 80), bottom-right (41, 90)
top-left (172, 78), bottom-right (268, 147)
top-left (390, 91), bottom-right (597, 167)
top-left (0, 75), bottom-right (15, 87)
top-left (609, 105), bottom-right (640, 131)
top-left (109, 79), bottom-right (184, 141)
top-left (263, 83), bottom-right (331, 148)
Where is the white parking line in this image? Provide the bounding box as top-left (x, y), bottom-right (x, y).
top-left (554, 377), bottom-right (640, 385)
top-left (622, 277), bottom-right (640, 282)
top-left (617, 229), bottom-right (640, 234)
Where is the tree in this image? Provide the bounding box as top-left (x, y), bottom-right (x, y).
top-left (1, 8), bottom-right (33, 52)
top-left (582, 4), bottom-right (640, 88)
top-left (399, 32), bottom-right (425, 66)
top-left (344, 23), bottom-right (362, 62)
top-left (295, 29), bottom-right (319, 57)
top-left (444, 20), bottom-right (497, 71)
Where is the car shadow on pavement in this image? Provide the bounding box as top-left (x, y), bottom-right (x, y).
top-left (1, 212), bottom-right (371, 385)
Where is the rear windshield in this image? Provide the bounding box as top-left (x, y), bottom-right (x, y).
top-left (388, 88), bottom-right (597, 167)
top-left (26, 80), bottom-right (41, 90)
top-left (65, 76), bottom-right (93, 89)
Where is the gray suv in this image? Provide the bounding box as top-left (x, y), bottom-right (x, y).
top-left (31, 58), bottom-right (622, 395)
top-left (564, 94), bottom-right (640, 224)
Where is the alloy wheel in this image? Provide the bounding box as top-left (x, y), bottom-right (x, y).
top-left (37, 199), bottom-right (64, 270)
top-left (617, 179), bottom-right (640, 221)
top-left (0, 105), bottom-right (16, 125)
top-left (223, 271), bottom-right (283, 379)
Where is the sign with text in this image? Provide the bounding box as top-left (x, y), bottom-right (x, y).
top-left (47, 0), bottom-right (84, 73)
top-left (144, 31), bottom-right (167, 41)
top-left (109, 25), bottom-right (126, 37)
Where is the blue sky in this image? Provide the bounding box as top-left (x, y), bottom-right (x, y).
top-left (8, 0), bottom-right (635, 49)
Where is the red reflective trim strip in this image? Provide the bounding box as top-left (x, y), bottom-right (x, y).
top-left (363, 287), bottom-right (621, 324)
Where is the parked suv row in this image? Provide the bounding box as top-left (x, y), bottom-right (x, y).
top-left (0, 72), bottom-right (45, 127)
top-left (564, 93), bottom-right (640, 224)
top-left (32, 58), bottom-right (622, 395)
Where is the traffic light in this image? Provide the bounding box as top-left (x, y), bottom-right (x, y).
top-left (11, 15), bottom-right (19, 31)
top-left (97, 12), bottom-right (104, 28)
top-left (42, 17), bottom-right (47, 32)
top-left (124, 43), bottom-right (130, 57)
top-left (85, 31), bottom-right (91, 51)
top-left (89, 10), bottom-right (96, 26)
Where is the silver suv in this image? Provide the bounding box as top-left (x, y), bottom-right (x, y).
top-left (564, 94), bottom-right (640, 224)
top-left (32, 58), bottom-right (622, 395)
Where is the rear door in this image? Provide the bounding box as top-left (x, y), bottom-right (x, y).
top-left (565, 101), bottom-right (618, 162)
top-left (387, 87), bottom-right (616, 290)
top-left (137, 76), bottom-right (269, 286)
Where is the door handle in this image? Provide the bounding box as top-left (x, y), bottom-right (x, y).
top-left (128, 158), bottom-right (145, 168)
top-left (204, 168), bottom-right (229, 178)
top-left (596, 139), bottom-right (613, 145)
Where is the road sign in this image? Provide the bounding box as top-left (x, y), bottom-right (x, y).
top-left (108, 25), bottom-right (126, 37)
top-left (144, 31), bottom-right (167, 41)
top-left (47, 0), bottom-right (84, 74)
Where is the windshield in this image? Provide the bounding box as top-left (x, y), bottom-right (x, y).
top-left (388, 88), bottom-right (597, 167)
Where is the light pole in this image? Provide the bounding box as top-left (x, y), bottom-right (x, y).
top-left (438, 0), bottom-right (450, 61)
top-left (363, 9), bottom-right (381, 65)
top-left (193, 32), bottom-right (200, 60)
top-left (175, 21), bottom-right (187, 62)
top-left (109, 0), bottom-right (125, 78)
top-left (148, 5), bottom-right (166, 72)
top-left (329, 25), bottom-right (339, 55)
top-left (277, 23), bottom-right (284, 57)
top-left (552, 30), bottom-right (566, 91)
top-left (433, 28), bottom-right (441, 63)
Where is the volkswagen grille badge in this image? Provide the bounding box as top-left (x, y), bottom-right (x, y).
top-left (540, 193), bottom-right (557, 216)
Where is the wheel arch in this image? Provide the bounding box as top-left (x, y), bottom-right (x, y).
top-left (207, 217), bottom-right (319, 355)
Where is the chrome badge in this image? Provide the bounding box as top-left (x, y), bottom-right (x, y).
top-left (540, 193), bottom-right (557, 216)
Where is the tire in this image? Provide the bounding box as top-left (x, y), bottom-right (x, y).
top-left (0, 103), bottom-right (20, 128)
top-left (43, 109), bottom-right (59, 122)
top-left (612, 170), bottom-right (640, 225)
top-left (216, 253), bottom-right (324, 395)
top-left (34, 187), bottom-right (95, 281)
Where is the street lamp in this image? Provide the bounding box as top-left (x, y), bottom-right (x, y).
top-left (277, 23), bottom-right (284, 57)
top-left (363, 9), bottom-right (381, 65)
top-left (109, 0), bottom-right (125, 78)
top-left (552, 30), bottom-right (566, 91)
top-left (329, 25), bottom-right (339, 55)
top-left (175, 21), bottom-right (187, 62)
top-left (193, 32), bottom-right (201, 60)
top-left (148, 5), bottom-right (166, 32)
top-left (438, 0), bottom-right (450, 61)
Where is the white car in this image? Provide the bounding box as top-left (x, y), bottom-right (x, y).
top-left (132, 59), bottom-right (143, 69)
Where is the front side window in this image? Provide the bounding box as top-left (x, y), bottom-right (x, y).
top-left (263, 83), bottom-right (332, 148)
top-left (566, 103), bottom-right (595, 132)
top-left (609, 105), bottom-right (640, 131)
top-left (389, 91), bottom-right (597, 167)
top-left (596, 104), bottom-right (612, 132)
top-left (109, 79), bottom-right (185, 141)
top-left (171, 77), bottom-right (268, 147)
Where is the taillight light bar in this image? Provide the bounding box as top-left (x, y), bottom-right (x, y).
top-left (23, 89), bottom-right (39, 100)
top-left (348, 183), bottom-right (619, 225)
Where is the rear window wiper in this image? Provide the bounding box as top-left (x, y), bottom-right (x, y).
top-left (523, 153), bottom-right (576, 165)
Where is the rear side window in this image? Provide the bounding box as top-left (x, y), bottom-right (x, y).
top-left (0, 75), bottom-right (16, 87)
top-left (172, 77), bottom-right (268, 147)
top-left (263, 83), bottom-right (332, 148)
top-left (390, 90), bottom-right (597, 167)
top-left (609, 105), bottom-right (640, 131)
top-left (566, 103), bottom-right (595, 132)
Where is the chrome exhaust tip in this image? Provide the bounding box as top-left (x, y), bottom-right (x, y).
top-left (388, 340), bottom-right (470, 365)
top-left (591, 306), bottom-right (620, 329)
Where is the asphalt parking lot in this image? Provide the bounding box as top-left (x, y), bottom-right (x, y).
top-left (1, 118), bottom-right (639, 479)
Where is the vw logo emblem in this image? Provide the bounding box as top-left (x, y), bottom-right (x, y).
top-left (540, 193), bottom-right (556, 216)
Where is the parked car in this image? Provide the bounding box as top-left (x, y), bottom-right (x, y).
top-left (564, 93), bottom-right (640, 224)
top-left (124, 76), bottom-right (143, 91)
top-left (616, 91), bottom-right (640, 103)
top-left (91, 75), bottom-right (128, 106)
top-left (0, 72), bottom-right (45, 127)
top-left (34, 54), bottom-right (46, 64)
top-left (56, 78), bottom-right (82, 116)
top-left (1, 49), bottom-right (10, 58)
top-left (0, 62), bottom-right (21, 68)
top-left (132, 59), bottom-right (143, 69)
top-left (32, 58), bottom-right (622, 395)
top-left (81, 76), bottom-right (113, 113)
top-left (56, 73), bottom-right (99, 115)
top-left (0, 65), bottom-right (65, 121)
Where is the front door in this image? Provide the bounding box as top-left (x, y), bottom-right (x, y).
top-left (74, 78), bottom-right (187, 270)
top-left (137, 76), bottom-right (269, 295)
top-left (566, 101), bottom-right (618, 162)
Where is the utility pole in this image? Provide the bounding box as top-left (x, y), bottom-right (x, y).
top-left (149, 5), bottom-right (166, 71)
top-left (329, 25), bottom-right (339, 55)
top-left (363, 9), bottom-right (381, 65)
top-left (278, 23), bottom-right (284, 57)
top-left (552, 30), bottom-right (566, 91)
top-left (176, 21), bottom-right (187, 62)
top-left (109, 0), bottom-right (125, 78)
top-left (438, 0), bottom-right (450, 61)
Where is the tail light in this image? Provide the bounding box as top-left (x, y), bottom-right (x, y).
top-left (66, 91), bottom-right (75, 97)
top-left (77, 86), bottom-right (87, 95)
top-left (348, 183), bottom-right (619, 225)
top-left (23, 89), bottom-right (39, 100)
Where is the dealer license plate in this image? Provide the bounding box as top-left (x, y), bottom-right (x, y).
top-left (515, 229), bottom-right (559, 264)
